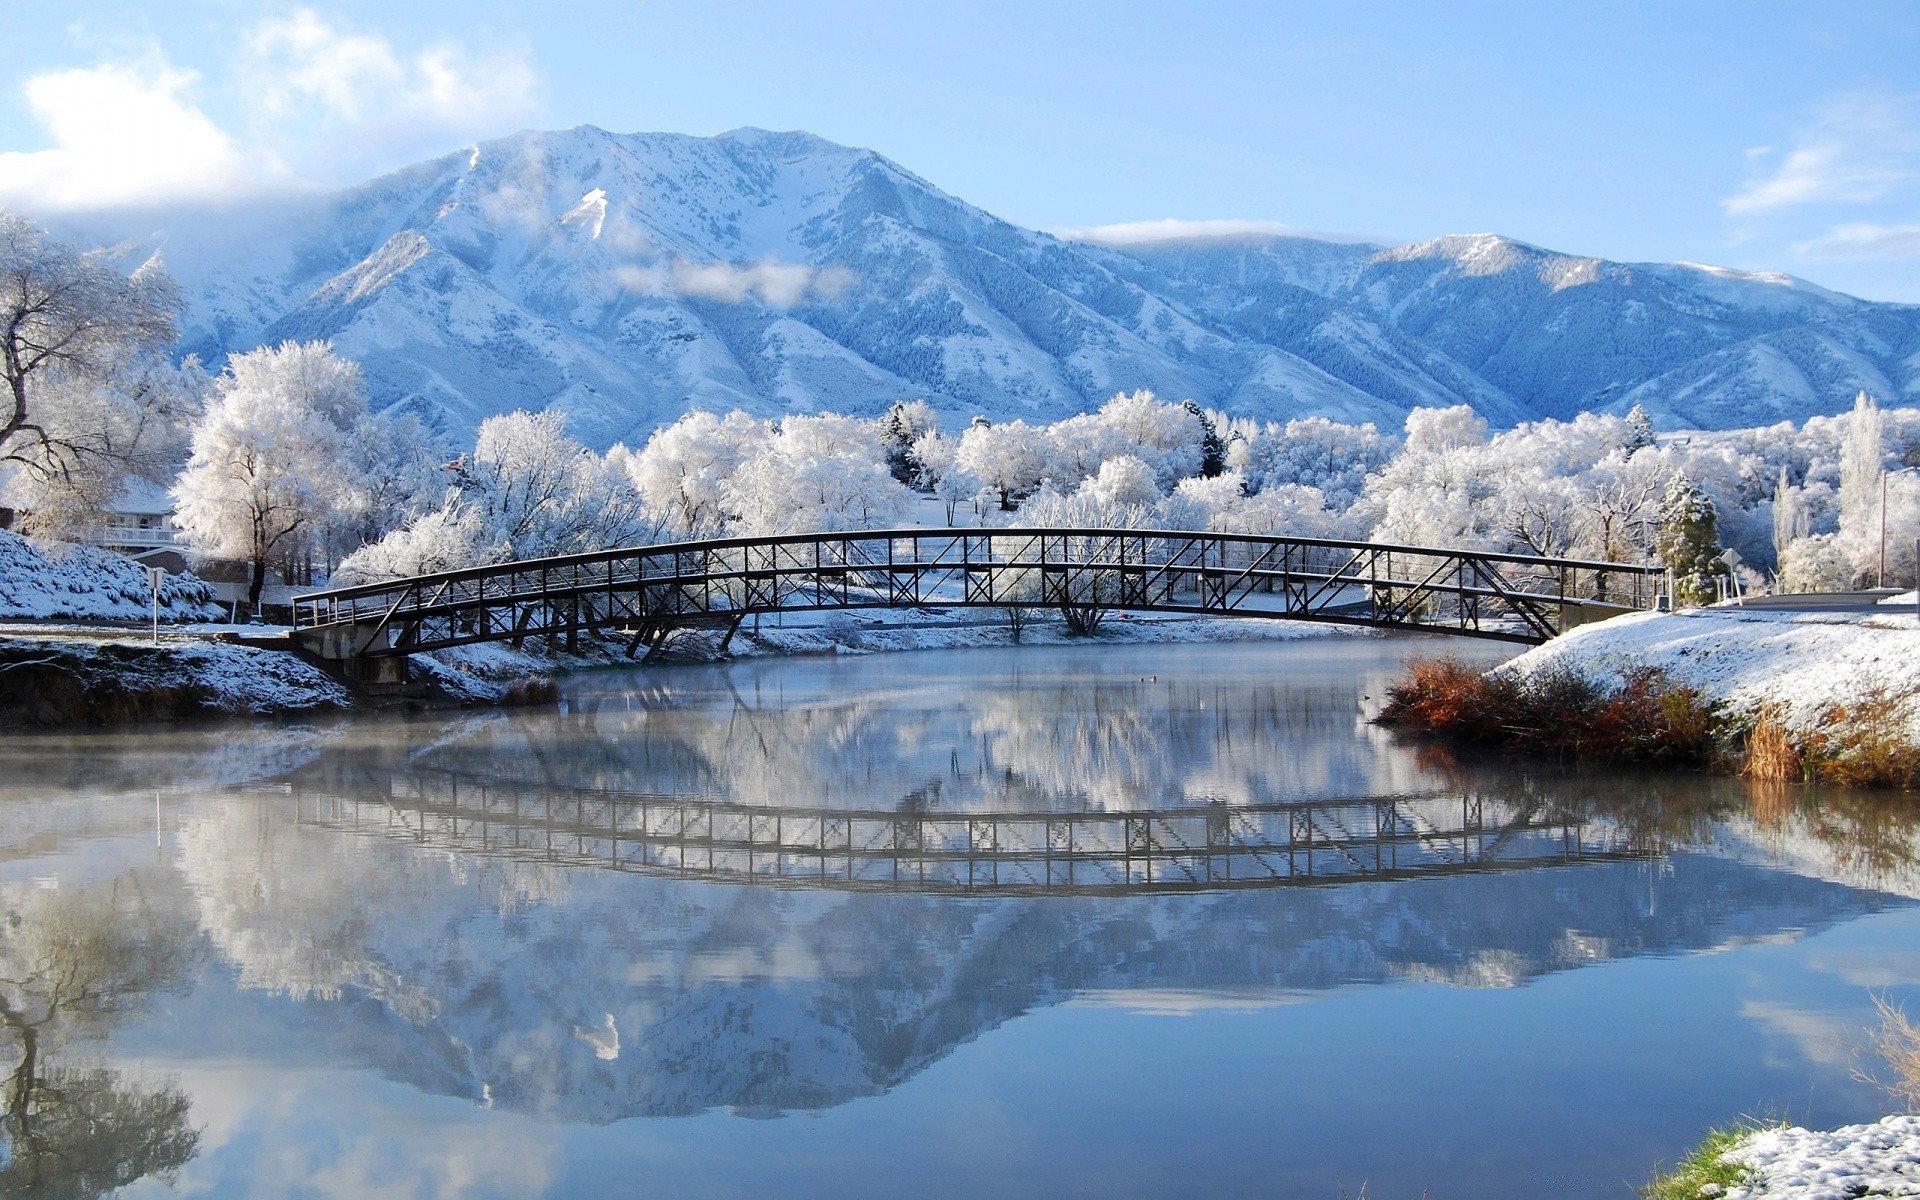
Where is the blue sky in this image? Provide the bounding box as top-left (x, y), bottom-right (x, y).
top-left (4, 2), bottom-right (1920, 299)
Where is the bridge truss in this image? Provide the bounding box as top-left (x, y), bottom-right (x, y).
top-left (292, 528), bottom-right (1662, 665)
top-left (292, 772), bottom-right (1639, 896)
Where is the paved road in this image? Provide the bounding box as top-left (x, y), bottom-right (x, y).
top-left (1733, 590), bottom-right (1912, 614)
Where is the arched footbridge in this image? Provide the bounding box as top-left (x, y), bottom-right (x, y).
top-left (292, 770), bottom-right (1638, 896)
top-left (291, 527), bottom-right (1663, 682)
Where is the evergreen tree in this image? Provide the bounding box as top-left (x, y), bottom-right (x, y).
top-left (1184, 399), bottom-right (1227, 478)
top-left (877, 400), bottom-right (938, 487)
top-left (1654, 474), bottom-right (1725, 606)
top-left (1624, 403), bottom-right (1656, 453)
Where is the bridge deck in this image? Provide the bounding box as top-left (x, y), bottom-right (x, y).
top-left (293, 527), bottom-right (1662, 662)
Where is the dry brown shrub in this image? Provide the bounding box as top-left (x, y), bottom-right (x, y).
top-left (1743, 708), bottom-right (1804, 782)
top-left (1376, 657), bottom-right (1718, 766)
top-left (1815, 688), bottom-right (1920, 790)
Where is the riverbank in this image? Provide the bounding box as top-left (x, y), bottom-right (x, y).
top-left (0, 632), bottom-right (353, 726)
top-left (1649, 1114), bottom-right (1920, 1198)
top-left (0, 609), bottom-right (1363, 728)
top-left (1381, 605), bottom-right (1920, 785)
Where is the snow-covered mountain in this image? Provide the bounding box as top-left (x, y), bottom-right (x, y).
top-left (61, 126), bottom-right (1920, 448)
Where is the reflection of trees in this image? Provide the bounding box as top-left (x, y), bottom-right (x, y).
top-left (392, 649), bottom-right (1430, 814)
top-left (0, 878), bottom-right (202, 1197)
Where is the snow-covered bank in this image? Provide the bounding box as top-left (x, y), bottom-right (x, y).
top-left (0, 633), bottom-right (350, 727)
top-left (1719, 1114), bottom-right (1920, 1198)
top-left (1503, 607), bottom-right (1920, 737)
top-left (0, 530), bottom-right (222, 621)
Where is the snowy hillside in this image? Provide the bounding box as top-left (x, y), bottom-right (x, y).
top-left (54, 126), bottom-right (1920, 448)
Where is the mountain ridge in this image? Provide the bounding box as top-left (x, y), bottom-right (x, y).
top-left (42, 125), bottom-right (1920, 448)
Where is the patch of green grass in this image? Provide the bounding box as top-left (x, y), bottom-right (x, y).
top-left (1642, 1124), bottom-right (1766, 1200)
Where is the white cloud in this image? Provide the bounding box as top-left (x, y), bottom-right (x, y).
top-left (0, 12), bottom-right (542, 213)
top-left (1726, 94), bottom-right (1920, 216)
top-left (1057, 218), bottom-right (1298, 246)
top-left (0, 58), bottom-right (283, 210)
top-left (1800, 220), bottom-right (1920, 260)
top-left (241, 10), bottom-right (540, 148)
top-left (614, 258), bottom-right (857, 308)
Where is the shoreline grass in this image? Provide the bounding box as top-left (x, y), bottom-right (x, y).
top-left (1378, 657), bottom-right (1920, 790)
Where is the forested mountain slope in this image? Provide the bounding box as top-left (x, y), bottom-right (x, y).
top-left (54, 126), bottom-right (1920, 448)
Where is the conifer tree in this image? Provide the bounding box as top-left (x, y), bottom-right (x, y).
top-left (1624, 403), bottom-right (1656, 453)
top-left (1654, 474), bottom-right (1725, 606)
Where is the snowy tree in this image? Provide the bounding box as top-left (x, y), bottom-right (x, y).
top-left (957, 419), bottom-right (1050, 510)
top-left (340, 410), bottom-right (660, 583)
top-left (1837, 390), bottom-right (1885, 584)
top-left (1624, 403), bottom-right (1656, 453)
top-left (1077, 455), bottom-right (1160, 510)
top-left (621, 410), bottom-right (771, 538)
top-left (911, 430), bottom-right (980, 524)
top-left (1402, 405), bottom-right (1487, 456)
top-left (0, 213), bottom-right (186, 533)
top-left (1654, 475), bottom-right (1726, 606)
top-left (331, 504), bottom-right (494, 584)
top-left (455, 410), bottom-right (657, 558)
top-left (3, 353), bottom-right (207, 540)
top-left (1778, 533), bottom-right (1853, 593)
top-left (877, 400), bottom-right (939, 487)
top-left (332, 408), bottom-right (447, 558)
top-left (172, 342), bottom-right (368, 609)
top-left (723, 414), bottom-right (913, 536)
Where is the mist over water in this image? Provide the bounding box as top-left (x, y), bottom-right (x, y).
top-left (1, 638), bottom-right (1916, 1198)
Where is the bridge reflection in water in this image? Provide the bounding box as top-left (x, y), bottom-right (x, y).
top-left (296, 774), bottom-right (1637, 895)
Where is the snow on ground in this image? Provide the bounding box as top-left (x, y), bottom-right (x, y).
top-left (1502, 607), bottom-right (1920, 735)
top-left (0, 529), bottom-right (222, 621)
top-left (1722, 1114), bottom-right (1920, 1198)
top-left (0, 630), bottom-right (350, 718)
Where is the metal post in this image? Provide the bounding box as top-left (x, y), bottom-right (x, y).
top-left (147, 566), bottom-right (166, 646)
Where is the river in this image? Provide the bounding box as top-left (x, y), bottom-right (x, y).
top-left (0, 635), bottom-right (1915, 1198)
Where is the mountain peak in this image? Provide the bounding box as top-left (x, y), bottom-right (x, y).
top-left (55, 125), bottom-right (1915, 445)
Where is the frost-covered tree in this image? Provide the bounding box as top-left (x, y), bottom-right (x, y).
top-left (621, 410), bottom-right (771, 538)
top-left (0, 213), bottom-right (187, 533)
top-left (1654, 475), bottom-right (1726, 606)
top-left (957, 418), bottom-right (1050, 510)
top-left (333, 408), bottom-right (446, 558)
top-left (877, 399), bottom-right (939, 487)
top-left (1624, 403), bottom-right (1656, 453)
top-left (3, 352), bottom-right (207, 540)
top-left (1838, 390), bottom-right (1885, 583)
top-left (455, 410), bottom-right (656, 558)
top-left (911, 430), bottom-right (979, 524)
top-left (172, 341), bottom-right (369, 609)
top-left (1077, 455), bottom-right (1160, 510)
top-left (723, 414), bottom-right (913, 536)
top-left (339, 409), bottom-right (658, 583)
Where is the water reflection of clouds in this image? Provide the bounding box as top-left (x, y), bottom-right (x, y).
top-left (1739, 999), bottom-right (1860, 1068)
top-left (1807, 950), bottom-right (1920, 990)
top-left (138, 1067), bottom-right (557, 1199)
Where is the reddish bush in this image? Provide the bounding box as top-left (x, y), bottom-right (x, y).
top-left (1377, 657), bottom-right (1718, 766)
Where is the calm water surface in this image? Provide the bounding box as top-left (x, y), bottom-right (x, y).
top-left (1, 636), bottom-right (1917, 1198)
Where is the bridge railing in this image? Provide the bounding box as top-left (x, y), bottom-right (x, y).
top-left (293, 527), bottom-right (1664, 653)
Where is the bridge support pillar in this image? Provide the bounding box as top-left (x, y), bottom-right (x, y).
top-left (292, 619), bottom-right (410, 689)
